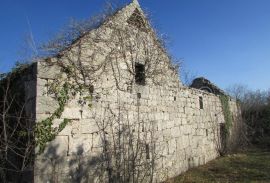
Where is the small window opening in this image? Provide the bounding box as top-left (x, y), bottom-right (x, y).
top-left (199, 96), bottom-right (203, 109)
top-left (45, 79), bottom-right (49, 96)
top-left (127, 85), bottom-right (132, 93)
top-left (127, 8), bottom-right (146, 31)
top-left (89, 85), bottom-right (94, 95)
top-left (79, 110), bottom-right (83, 119)
top-left (137, 93), bottom-right (141, 99)
top-left (146, 144), bottom-right (150, 159)
top-left (174, 96), bottom-right (177, 101)
top-left (206, 129), bottom-right (208, 136)
top-left (135, 63), bottom-right (145, 85)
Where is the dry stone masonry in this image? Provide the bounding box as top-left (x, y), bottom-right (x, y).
top-left (2, 1), bottom-right (243, 182)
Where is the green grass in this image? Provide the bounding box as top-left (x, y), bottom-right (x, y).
top-left (168, 148), bottom-right (270, 183)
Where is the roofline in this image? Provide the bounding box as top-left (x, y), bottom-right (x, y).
top-left (44, 1), bottom-right (137, 60)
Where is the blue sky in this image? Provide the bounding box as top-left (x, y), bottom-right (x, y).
top-left (0, 0), bottom-right (269, 90)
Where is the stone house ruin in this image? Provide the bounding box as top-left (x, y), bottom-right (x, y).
top-left (0, 0), bottom-right (244, 182)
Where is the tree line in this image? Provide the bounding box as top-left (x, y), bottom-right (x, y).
top-left (227, 84), bottom-right (270, 148)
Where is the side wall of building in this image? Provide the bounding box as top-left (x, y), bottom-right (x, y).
top-left (33, 2), bottom-right (242, 182)
top-left (34, 62), bottom-right (241, 182)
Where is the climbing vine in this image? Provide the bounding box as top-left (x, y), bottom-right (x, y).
top-left (35, 82), bottom-right (71, 154)
top-left (34, 68), bottom-right (94, 154)
top-left (219, 95), bottom-right (233, 136)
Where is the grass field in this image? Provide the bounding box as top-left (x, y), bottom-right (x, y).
top-left (167, 148), bottom-right (270, 183)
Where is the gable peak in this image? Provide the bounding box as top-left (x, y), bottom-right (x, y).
top-left (132, 0), bottom-right (140, 6)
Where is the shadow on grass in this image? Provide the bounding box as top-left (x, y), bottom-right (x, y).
top-left (168, 148), bottom-right (270, 183)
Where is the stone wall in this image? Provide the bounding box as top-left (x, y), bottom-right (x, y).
top-left (34, 61), bottom-right (241, 182)
top-left (30, 1), bottom-right (243, 182)
top-left (0, 2), bottom-right (243, 183)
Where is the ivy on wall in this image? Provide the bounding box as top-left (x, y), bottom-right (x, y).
top-left (219, 95), bottom-right (233, 136)
top-left (0, 63), bottom-right (68, 155)
top-left (34, 70), bottom-right (94, 154)
top-left (35, 82), bottom-right (71, 154)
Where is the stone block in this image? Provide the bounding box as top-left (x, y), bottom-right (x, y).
top-left (36, 96), bottom-right (59, 114)
top-left (62, 106), bottom-right (82, 119)
top-left (52, 119), bottom-right (72, 136)
top-left (80, 119), bottom-right (100, 134)
top-left (37, 61), bottom-right (61, 79)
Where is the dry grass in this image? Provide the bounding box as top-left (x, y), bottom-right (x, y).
top-left (167, 148), bottom-right (270, 183)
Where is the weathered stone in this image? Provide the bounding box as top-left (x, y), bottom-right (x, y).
top-left (36, 96), bottom-right (59, 114)
top-left (37, 61), bottom-right (61, 79)
top-left (8, 1), bottom-right (243, 182)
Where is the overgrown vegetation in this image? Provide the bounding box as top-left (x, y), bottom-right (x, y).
top-left (219, 95), bottom-right (233, 137)
top-left (1, 1), bottom-right (183, 182)
top-left (227, 84), bottom-right (270, 149)
top-left (39, 2), bottom-right (123, 58)
top-left (0, 65), bottom-right (35, 183)
top-left (242, 91), bottom-right (270, 148)
top-left (0, 2), bottom-right (122, 181)
top-left (168, 148), bottom-right (270, 183)
top-left (35, 82), bottom-right (71, 154)
top-left (8, 1), bottom-right (176, 182)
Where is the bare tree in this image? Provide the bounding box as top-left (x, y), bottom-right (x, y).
top-left (16, 33), bottom-right (39, 64)
top-left (91, 101), bottom-right (159, 183)
top-left (207, 94), bottom-right (248, 156)
top-left (239, 89), bottom-right (270, 145)
top-left (0, 72), bottom-right (35, 183)
top-left (207, 105), bottom-right (226, 156)
top-left (226, 84), bottom-right (249, 101)
top-left (180, 64), bottom-right (197, 86)
top-left (226, 84), bottom-right (270, 145)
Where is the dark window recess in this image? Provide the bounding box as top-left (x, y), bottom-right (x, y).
top-left (89, 85), bottom-right (94, 94)
top-left (135, 63), bottom-right (145, 85)
top-left (206, 129), bottom-right (208, 136)
top-left (137, 93), bottom-right (141, 99)
top-left (79, 110), bottom-right (83, 119)
top-left (127, 85), bottom-right (132, 93)
top-left (127, 8), bottom-right (146, 31)
top-left (174, 96), bottom-right (177, 101)
top-left (146, 144), bottom-right (150, 159)
top-left (199, 97), bottom-right (203, 109)
top-left (45, 79), bottom-right (49, 96)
